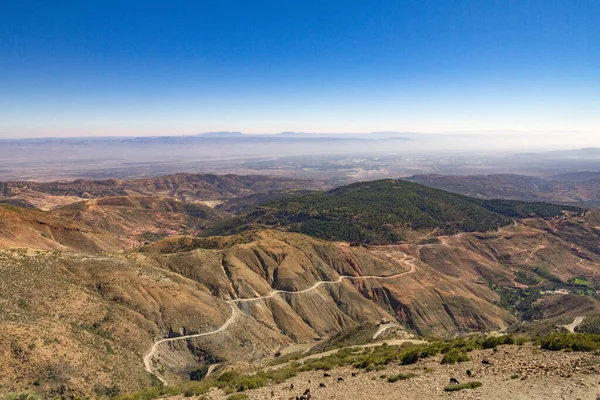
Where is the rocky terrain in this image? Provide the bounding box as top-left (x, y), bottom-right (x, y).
top-left (0, 174), bottom-right (326, 211)
top-left (189, 344), bottom-right (600, 399)
top-left (407, 173), bottom-right (600, 208)
top-left (0, 175), bottom-right (599, 398)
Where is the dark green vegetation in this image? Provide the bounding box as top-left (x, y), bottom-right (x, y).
top-left (386, 373), bottom-right (417, 382)
top-left (226, 394), bottom-right (249, 400)
top-left (0, 392), bottom-right (41, 400)
top-left (575, 316), bottom-right (600, 334)
top-left (440, 348), bottom-right (470, 364)
top-left (444, 381), bottom-right (483, 392)
top-left (204, 180), bottom-right (582, 244)
top-left (215, 190), bottom-right (317, 215)
top-left (495, 287), bottom-right (544, 321)
top-left (540, 332), bottom-right (600, 351)
top-left (495, 276), bottom-right (600, 323)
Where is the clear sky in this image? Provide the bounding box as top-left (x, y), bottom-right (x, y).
top-left (1, 0), bottom-right (599, 139)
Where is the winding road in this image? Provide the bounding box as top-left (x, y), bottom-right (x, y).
top-left (559, 316), bottom-right (586, 334)
top-left (143, 254), bottom-right (417, 384)
top-left (142, 303), bottom-right (240, 385)
top-left (524, 244), bottom-right (547, 263)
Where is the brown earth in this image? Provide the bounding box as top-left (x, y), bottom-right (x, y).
top-left (192, 345), bottom-right (600, 400)
top-left (0, 196), bottom-right (228, 252)
top-left (407, 173), bottom-right (600, 207)
top-left (0, 202), bottom-right (599, 396)
top-left (0, 174), bottom-right (326, 210)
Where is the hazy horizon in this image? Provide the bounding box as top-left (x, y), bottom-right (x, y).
top-left (2, 1), bottom-right (599, 140)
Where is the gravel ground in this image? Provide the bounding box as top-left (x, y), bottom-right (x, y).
top-left (173, 345), bottom-right (600, 399)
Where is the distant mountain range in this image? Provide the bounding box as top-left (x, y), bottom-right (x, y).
top-left (196, 131), bottom-right (416, 139)
top-left (0, 173), bottom-right (327, 210)
top-left (406, 173), bottom-right (600, 207)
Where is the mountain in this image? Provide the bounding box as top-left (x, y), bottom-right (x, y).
top-left (215, 190), bottom-right (318, 215)
top-left (0, 196), bottom-right (228, 252)
top-left (549, 171), bottom-right (600, 182)
top-left (0, 174), bottom-right (326, 210)
top-left (196, 131), bottom-right (245, 138)
top-left (3, 211), bottom-right (600, 395)
top-left (203, 179), bottom-right (582, 243)
top-left (1, 174), bottom-right (599, 397)
top-left (407, 174), bottom-right (600, 207)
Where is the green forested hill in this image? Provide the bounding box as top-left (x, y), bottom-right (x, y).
top-left (203, 180), bottom-right (582, 243)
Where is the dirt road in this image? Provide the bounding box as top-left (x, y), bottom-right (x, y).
top-left (143, 254), bottom-right (417, 384)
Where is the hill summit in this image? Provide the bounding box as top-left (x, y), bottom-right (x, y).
top-left (204, 179), bottom-right (581, 244)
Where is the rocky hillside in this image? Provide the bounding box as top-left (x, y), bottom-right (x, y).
top-left (0, 174), bottom-right (326, 210)
top-left (2, 211), bottom-right (599, 396)
top-left (0, 197), bottom-right (228, 252)
top-left (407, 173), bottom-right (600, 207)
top-left (0, 176), bottom-right (598, 398)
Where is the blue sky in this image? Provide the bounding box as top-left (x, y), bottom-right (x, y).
top-left (1, 0), bottom-right (599, 138)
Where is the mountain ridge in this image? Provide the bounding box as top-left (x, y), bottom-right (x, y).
top-left (202, 179), bottom-right (582, 243)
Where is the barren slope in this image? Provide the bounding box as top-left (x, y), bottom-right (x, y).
top-left (0, 174), bottom-right (326, 210)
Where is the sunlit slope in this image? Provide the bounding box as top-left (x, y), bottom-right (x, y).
top-left (203, 179), bottom-right (581, 243)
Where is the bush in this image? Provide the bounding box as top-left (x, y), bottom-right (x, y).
top-left (1, 392), bottom-right (41, 400)
top-left (482, 335), bottom-right (514, 349)
top-left (444, 381), bottom-right (483, 392)
top-left (387, 373), bottom-right (417, 383)
top-left (540, 333), bottom-right (600, 351)
top-left (574, 316), bottom-right (600, 334)
top-left (227, 394), bottom-right (249, 400)
top-left (399, 349), bottom-right (420, 365)
top-left (440, 348), bottom-right (469, 364)
top-left (189, 365), bottom-right (209, 381)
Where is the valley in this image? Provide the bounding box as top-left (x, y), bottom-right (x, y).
top-left (0, 174), bottom-right (599, 398)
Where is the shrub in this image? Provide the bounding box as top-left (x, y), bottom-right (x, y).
top-left (482, 335), bottom-right (515, 349)
top-left (444, 381), bottom-right (483, 392)
top-left (1, 392), bottom-right (41, 400)
top-left (264, 367), bottom-right (297, 384)
top-left (189, 365), bottom-right (209, 381)
top-left (229, 373), bottom-right (268, 392)
top-left (515, 335), bottom-right (528, 345)
top-left (574, 316), bottom-right (600, 334)
top-left (227, 394), bottom-right (249, 400)
top-left (387, 373), bottom-right (417, 383)
top-left (440, 349), bottom-right (469, 364)
top-left (94, 385), bottom-right (120, 397)
top-left (540, 333), bottom-right (600, 352)
top-left (399, 349), bottom-right (420, 365)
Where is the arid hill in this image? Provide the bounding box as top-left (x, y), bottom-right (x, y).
top-left (407, 173), bottom-right (600, 207)
top-left (0, 176), bottom-right (598, 397)
top-left (2, 212), bottom-right (600, 395)
top-left (0, 196), bottom-right (228, 252)
top-left (0, 174), bottom-right (326, 210)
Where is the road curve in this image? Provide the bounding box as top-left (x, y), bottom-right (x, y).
top-left (231, 260), bottom-right (415, 303)
top-left (559, 316), bottom-right (585, 334)
top-left (143, 303), bottom-right (240, 385)
top-left (143, 255), bottom-right (417, 384)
